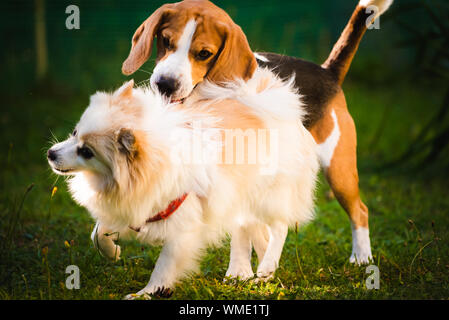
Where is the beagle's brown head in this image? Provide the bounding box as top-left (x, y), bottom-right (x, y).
top-left (121, 0), bottom-right (257, 101)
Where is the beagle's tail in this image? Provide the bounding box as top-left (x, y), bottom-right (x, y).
top-left (322, 0), bottom-right (393, 85)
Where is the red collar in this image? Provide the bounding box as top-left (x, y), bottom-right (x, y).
top-left (129, 193), bottom-right (189, 232)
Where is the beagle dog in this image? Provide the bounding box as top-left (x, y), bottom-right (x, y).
top-left (121, 0), bottom-right (393, 270)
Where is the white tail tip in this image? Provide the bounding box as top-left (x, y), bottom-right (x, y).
top-left (359, 0), bottom-right (393, 17)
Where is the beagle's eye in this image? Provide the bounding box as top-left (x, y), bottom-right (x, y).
top-left (77, 146), bottom-right (94, 159)
top-left (197, 50), bottom-right (213, 60)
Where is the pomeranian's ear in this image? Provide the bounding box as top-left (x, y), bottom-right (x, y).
top-left (114, 80), bottom-right (134, 100)
top-left (116, 128), bottom-right (137, 158)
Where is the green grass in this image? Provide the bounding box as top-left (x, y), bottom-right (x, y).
top-left (0, 81), bottom-right (448, 300)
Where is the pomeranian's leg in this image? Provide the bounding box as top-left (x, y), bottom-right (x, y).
top-left (125, 231), bottom-right (206, 299)
top-left (249, 223), bottom-right (270, 263)
top-left (90, 222), bottom-right (121, 261)
top-left (256, 222), bottom-right (288, 281)
top-left (225, 226), bottom-right (254, 281)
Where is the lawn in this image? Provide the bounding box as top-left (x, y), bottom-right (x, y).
top-left (0, 79), bottom-right (448, 300)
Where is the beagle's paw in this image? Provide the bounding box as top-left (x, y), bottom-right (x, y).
top-left (350, 226), bottom-right (373, 265)
top-left (349, 249), bottom-right (373, 265)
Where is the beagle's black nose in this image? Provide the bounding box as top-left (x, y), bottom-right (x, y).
top-left (47, 149), bottom-right (57, 161)
top-left (156, 77), bottom-right (178, 97)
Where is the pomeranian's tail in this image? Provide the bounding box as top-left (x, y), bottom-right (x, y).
top-left (321, 0), bottom-right (393, 85)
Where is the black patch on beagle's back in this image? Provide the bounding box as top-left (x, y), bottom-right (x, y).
top-left (256, 52), bottom-right (341, 129)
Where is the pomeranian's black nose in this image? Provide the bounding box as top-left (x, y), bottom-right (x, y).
top-left (47, 149), bottom-right (57, 161)
top-left (156, 77), bottom-right (178, 97)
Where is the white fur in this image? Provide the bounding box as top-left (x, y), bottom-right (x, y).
top-left (359, 0), bottom-right (393, 18)
top-left (227, 221), bottom-right (289, 282)
top-left (350, 225), bottom-right (373, 265)
top-left (48, 68), bottom-right (319, 299)
top-left (191, 68), bottom-right (306, 123)
top-left (225, 222), bottom-right (270, 280)
top-left (254, 53), bottom-right (269, 62)
top-left (316, 109), bottom-right (340, 168)
top-left (150, 19), bottom-right (197, 101)
top-left (91, 222), bottom-right (121, 261)
top-left (225, 225), bottom-right (254, 280)
top-left (256, 222), bottom-right (288, 280)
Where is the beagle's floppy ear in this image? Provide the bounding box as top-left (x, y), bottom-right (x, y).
top-left (206, 23), bottom-right (257, 83)
top-left (122, 4), bottom-right (174, 75)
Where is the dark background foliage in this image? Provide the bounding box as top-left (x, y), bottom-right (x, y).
top-left (1, 0), bottom-right (448, 170)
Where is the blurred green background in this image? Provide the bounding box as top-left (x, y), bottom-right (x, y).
top-left (1, 0), bottom-right (449, 299)
top-left (1, 0), bottom-right (448, 169)
top-left (0, 0), bottom-right (440, 93)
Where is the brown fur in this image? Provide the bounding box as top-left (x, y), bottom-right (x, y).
top-left (322, 5), bottom-right (371, 85)
top-left (258, 4), bottom-right (374, 231)
top-left (122, 0), bottom-right (257, 85)
top-left (121, 1), bottom-right (380, 240)
top-left (308, 91), bottom-right (368, 228)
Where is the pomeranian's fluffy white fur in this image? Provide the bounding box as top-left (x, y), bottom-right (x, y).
top-left (48, 67), bottom-right (319, 298)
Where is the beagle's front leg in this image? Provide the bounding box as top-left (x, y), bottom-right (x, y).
top-left (91, 221), bottom-right (121, 261)
top-left (125, 231), bottom-right (205, 300)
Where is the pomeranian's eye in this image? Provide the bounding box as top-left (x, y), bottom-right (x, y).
top-left (77, 146), bottom-right (94, 159)
top-left (72, 129), bottom-right (77, 137)
top-left (162, 36), bottom-right (171, 49)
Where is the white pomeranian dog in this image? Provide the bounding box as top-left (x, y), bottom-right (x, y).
top-left (47, 68), bottom-right (319, 299)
